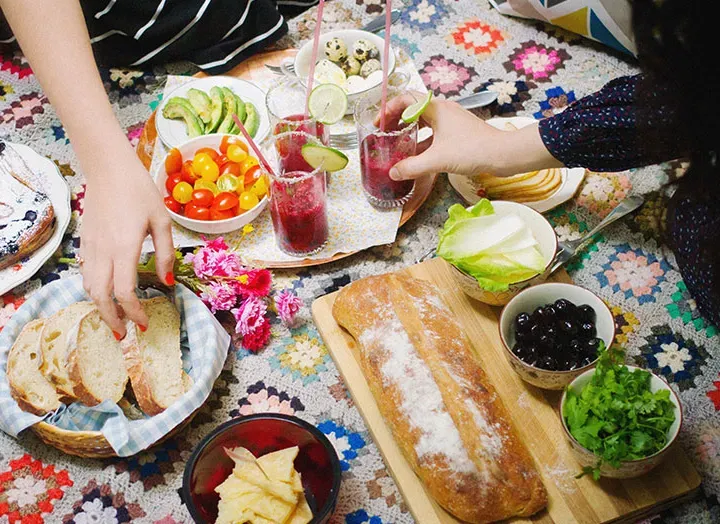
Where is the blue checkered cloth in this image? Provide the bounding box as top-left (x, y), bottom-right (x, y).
top-left (0, 275), bottom-right (230, 456)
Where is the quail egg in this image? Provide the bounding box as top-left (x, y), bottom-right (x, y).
top-left (360, 58), bottom-right (381, 78)
top-left (352, 39), bottom-right (378, 63)
top-left (346, 75), bottom-right (368, 94)
top-left (324, 37), bottom-right (347, 63)
top-left (313, 59), bottom-right (347, 89)
top-left (340, 56), bottom-right (361, 76)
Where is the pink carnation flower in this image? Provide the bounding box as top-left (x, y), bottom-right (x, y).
top-left (234, 268), bottom-right (273, 297)
top-left (200, 282), bottom-right (238, 313)
top-left (274, 290), bottom-right (303, 327)
top-left (204, 236), bottom-right (229, 251)
top-left (190, 246), bottom-right (243, 279)
top-left (232, 296), bottom-right (268, 336)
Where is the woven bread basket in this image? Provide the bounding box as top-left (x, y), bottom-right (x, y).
top-left (29, 409), bottom-right (198, 458)
top-left (27, 274), bottom-right (205, 458)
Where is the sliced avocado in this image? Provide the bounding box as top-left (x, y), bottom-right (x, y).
top-left (216, 87), bottom-right (238, 134)
top-left (162, 97), bottom-right (204, 137)
top-left (186, 88), bottom-right (212, 126)
top-left (229, 94), bottom-right (247, 133)
top-left (207, 87), bottom-right (224, 133)
top-left (243, 102), bottom-right (260, 138)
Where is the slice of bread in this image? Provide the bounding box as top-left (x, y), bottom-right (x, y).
top-left (6, 319), bottom-right (62, 415)
top-left (121, 297), bottom-right (183, 416)
top-left (66, 309), bottom-right (128, 406)
top-left (39, 301), bottom-right (95, 399)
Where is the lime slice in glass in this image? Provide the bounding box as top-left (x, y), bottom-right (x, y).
top-left (308, 84), bottom-right (348, 125)
top-left (401, 91), bottom-right (433, 124)
top-left (301, 144), bottom-right (349, 172)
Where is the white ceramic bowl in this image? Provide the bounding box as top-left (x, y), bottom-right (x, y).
top-left (156, 134), bottom-right (268, 235)
top-left (499, 283), bottom-right (616, 390)
top-left (448, 201), bottom-right (558, 306)
top-left (560, 366), bottom-right (682, 478)
top-left (294, 29), bottom-right (397, 113)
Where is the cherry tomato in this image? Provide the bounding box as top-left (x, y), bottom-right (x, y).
top-left (217, 173), bottom-right (242, 193)
top-left (250, 175), bottom-right (268, 197)
top-left (198, 160), bottom-right (220, 182)
top-left (194, 179), bottom-right (219, 195)
top-left (239, 191), bottom-right (259, 210)
top-left (181, 161), bottom-right (198, 185)
top-left (243, 165), bottom-right (262, 187)
top-left (185, 202), bottom-right (211, 221)
top-left (210, 207), bottom-right (236, 220)
top-left (165, 148), bottom-right (183, 174)
top-left (172, 181), bottom-right (193, 204)
top-left (220, 135), bottom-right (248, 155)
top-left (227, 144), bottom-right (248, 163)
top-left (212, 191), bottom-right (240, 211)
top-left (165, 173), bottom-right (183, 194)
top-left (239, 156), bottom-right (259, 176)
top-left (191, 188), bottom-right (214, 207)
top-left (164, 196), bottom-right (182, 214)
top-left (192, 152), bottom-right (214, 171)
top-left (195, 147), bottom-right (220, 162)
top-left (220, 162), bottom-right (243, 178)
top-left (216, 154), bottom-right (229, 169)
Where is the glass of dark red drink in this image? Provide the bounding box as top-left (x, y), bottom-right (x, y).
top-left (265, 133), bottom-right (329, 256)
top-left (265, 80), bottom-right (329, 145)
top-left (354, 91), bottom-right (418, 208)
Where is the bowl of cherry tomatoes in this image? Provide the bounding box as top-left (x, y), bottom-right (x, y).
top-left (159, 134), bottom-right (269, 234)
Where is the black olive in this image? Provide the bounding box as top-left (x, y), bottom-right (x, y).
top-left (577, 304), bottom-right (596, 323)
top-left (581, 355), bottom-right (595, 366)
top-left (514, 312), bottom-right (532, 334)
top-left (512, 343), bottom-right (525, 357)
top-left (530, 323), bottom-right (543, 341)
top-left (532, 306), bottom-right (548, 324)
top-left (560, 319), bottom-right (578, 337)
top-left (586, 337), bottom-right (601, 354)
top-left (554, 298), bottom-right (575, 318)
top-left (522, 345), bottom-right (538, 365)
top-left (544, 304), bottom-right (557, 320)
top-left (579, 322), bottom-right (597, 340)
top-left (536, 355), bottom-right (558, 370)
top-left (558, 359), bottom-right (575, 371)
top-left (545, 325), bottom-right (557, 339)
top-left (538, 334), bottom-right (553, 351)
top-left (569, 338), bottom-right (582, 355)
top-left (516, 329), bottom-right (530, 344)
top-left (24, 210), bottom-right (37, 222)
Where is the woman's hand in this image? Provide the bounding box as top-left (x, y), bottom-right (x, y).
top-left (80, 145), bottom-right (175, 339)
top-left (383, 92), bottom-right (563, 181)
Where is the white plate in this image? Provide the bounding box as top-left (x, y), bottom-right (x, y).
top-left (155, 76), bottom-right (271, 149)
top-left (0, 143), bottom-right (72, 296)
top-left (448, 116), bottom-right (585, 213)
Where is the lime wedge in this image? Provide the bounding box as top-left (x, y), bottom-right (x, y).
top-left (401, 91), bottom-right (433, 124)
top-left (308, 84), bottom-right (348, 125)
top-left (301, 144), bottom-right (349, 172)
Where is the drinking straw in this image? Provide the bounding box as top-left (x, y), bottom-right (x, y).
top-left (379, 0), bottom-right (392, 131)
top-left (304, 0), bottom-right (326, 118)
top-left (232, 114), bottom-right (274, 176)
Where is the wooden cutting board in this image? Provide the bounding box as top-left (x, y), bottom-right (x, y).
top-left (311, 258), bottom-right (701, 524)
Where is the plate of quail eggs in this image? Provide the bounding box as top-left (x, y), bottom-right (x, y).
top-left (293, 29), bottom-right (398, 112)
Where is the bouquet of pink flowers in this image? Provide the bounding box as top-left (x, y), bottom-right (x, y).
top-left (146, 235), bottom-right (302, 352)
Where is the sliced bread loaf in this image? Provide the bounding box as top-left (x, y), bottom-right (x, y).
top-left (67, 309), bottom-right (128, 406)
top-left (7, 319), bottom-right (62, 415)
top-left (39, 301), bottom-right (95, 399)
top-left (121, 297), bottom-right (183, 416)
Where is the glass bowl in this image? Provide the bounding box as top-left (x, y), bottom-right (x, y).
top-left (182, 414), bottom-right (342, 523)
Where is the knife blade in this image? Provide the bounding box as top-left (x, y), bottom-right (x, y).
top-left (363, 9), bottom-right (401, 33)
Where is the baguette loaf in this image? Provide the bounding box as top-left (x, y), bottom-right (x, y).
top-left (332, 274), bottom-right (547, 523)
top-left (6, 319), bottom-right (62, 415)
top-left (66, 309), bottom-right (128, 406)
top-left (39, 301), bottom-right (95, 399)
top-left (121, 297), bottom-right (184, 416)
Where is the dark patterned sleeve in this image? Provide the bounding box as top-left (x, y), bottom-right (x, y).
top-left (538, 75), bottom-right (690, 172)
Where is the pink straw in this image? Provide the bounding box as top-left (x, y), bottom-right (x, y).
top-left (304, 0), bottom-right (326, 119)
top-left (231, 114), bottom-right (274, 176)
top-left (379, 0), bottom-right (393, 131)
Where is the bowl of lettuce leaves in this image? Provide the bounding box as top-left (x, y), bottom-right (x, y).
top-left (560, 347), bottom-right (681, 479)
top-left (438, 199), bottom-right (557, 306)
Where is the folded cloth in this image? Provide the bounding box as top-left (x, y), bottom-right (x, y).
top-left (0, 275), bottom-right (230, 457)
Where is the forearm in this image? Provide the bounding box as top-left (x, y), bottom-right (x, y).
top-left (486, 124), bottom-right (564, 177)
top-left (0, 0), bottom-right (132, 181)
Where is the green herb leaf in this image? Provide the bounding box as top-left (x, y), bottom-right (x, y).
top-left (562, 343), bottom-right (677, 479)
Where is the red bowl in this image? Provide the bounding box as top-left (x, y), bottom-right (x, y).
top-left (182, 414), bottom-right (342, 523)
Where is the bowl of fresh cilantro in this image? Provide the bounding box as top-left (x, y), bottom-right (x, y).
top-left (560, 347), bottom-right (681, 479)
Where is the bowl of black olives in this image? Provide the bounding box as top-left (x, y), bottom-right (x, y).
top-left (499, 283), bottom-right (615, 390)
